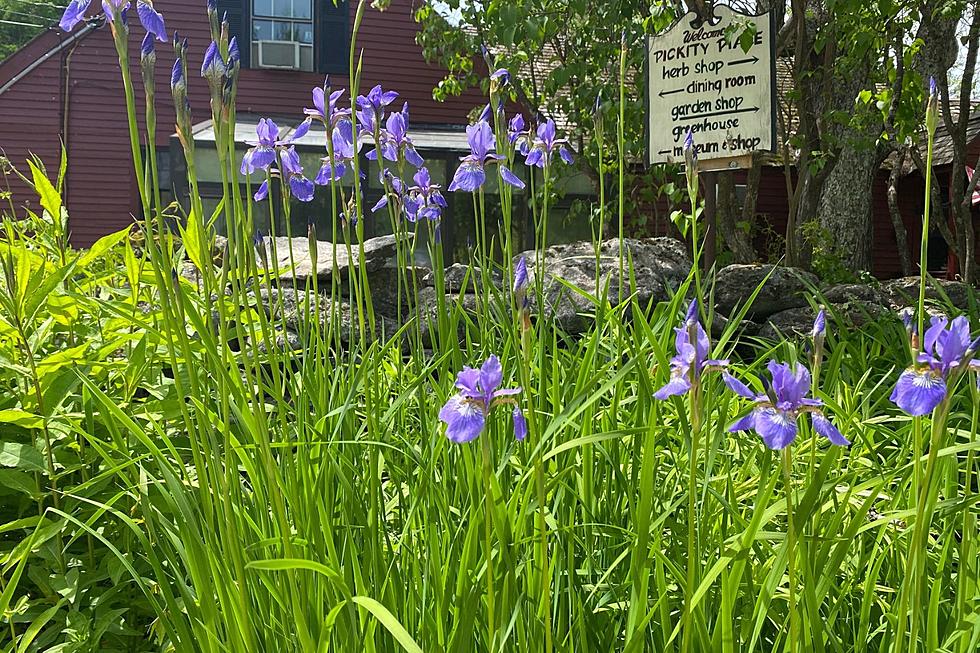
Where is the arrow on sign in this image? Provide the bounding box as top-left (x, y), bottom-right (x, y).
top-left (678, 106), bottom-right (760, 121)
top-left (729, 56), bottom-right (760, 66)
top-left (658, 87), bottom-right (685, 98)
top-left (657, 148), bottom-right (672, 155)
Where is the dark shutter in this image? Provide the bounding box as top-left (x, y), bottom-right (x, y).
top-left (316, 0), bottom-right (349, 74)
top-left (217, 0), bottom-right (251, 68)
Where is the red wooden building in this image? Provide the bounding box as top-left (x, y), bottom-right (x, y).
top-left (0, 0), bottom-right (486, 247)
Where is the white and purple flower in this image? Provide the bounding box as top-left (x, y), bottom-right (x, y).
top-left (523, 119), bottom-right (574, 169)
top-left (448, 121), bottom-right (524, 192)
top-left (439, 355), bottom-right (526, 443)
top-left (240, 118), bottom-right (310, 175)
top-left (890, 315), bottom-right (980, 416)
top-left (305, 82), bottom-right (351, 128)
top-left (725, 361), bottom-right (850, 450)
top-left (315, 120), bottom-right (357, 184)
top-left (403, 167), bottom-right (447, 222)
top-left (653, 300), bottom-right (728, 399)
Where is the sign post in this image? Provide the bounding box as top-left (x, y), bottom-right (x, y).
top-left (647, 6), bottom-right (776, 270)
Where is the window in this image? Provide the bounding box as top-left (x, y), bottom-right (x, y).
top-left (251, 0), bottom-right (314, 71)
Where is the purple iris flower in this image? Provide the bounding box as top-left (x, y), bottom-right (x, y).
top-left (201, 40), bottom-right (224, 81)
top-left (140, 31), bottom-right (155, 62)
top-left (490, 68), bottom-right (510, 85)
top-left (653, 300), bottom-right (728, 399)
top-left (280, 146), bottom-right (315, 202)
top-left (136, 1), bottom-right (166, 40)
top-left (683, 128), bottom-right (697, 169)
top-left (478, 103), bottom-right (493, 123)
top-left (725, 361), bottom-right (850, 450)
top-left (448, 121), bottom-right (525, 192)
top-left (513, 255), bottom-right (529, 313)
top-left (523, 119), bottom-right (574, 168)
top-left (306, 85), bottom-right (351, 128)
top-left (253, 180), bottom-right (269, 202)
top-left (929, 76), bottom-right (937, 98)
top-left (240, 118), bottom-right (309, 175)
top-left (439, 355), bottom-right (526, 443)
top-left (227, 37), bottom-right (240, 71)
top-left (369, 103), bottom-right (424, 168)
top-left (369, 171), bottom-right (405, 214)
top-left (890, 315), bottom-right (980, 416)
top-left (508, 114), bottom-right (531, 155)
top-left (316, 120), bottom-right (357, 184)
top-left (812, 308), bottom-right (826, 340)
top-left (171, 59), bottom-right (185, 93)
top-left (403, 167), bottom-right (447, 222)
top-left (356, 84), bottom-right (398, 132)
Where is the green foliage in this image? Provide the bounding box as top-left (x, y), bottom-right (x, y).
top-left (0, 0), bottom-right (63, 62)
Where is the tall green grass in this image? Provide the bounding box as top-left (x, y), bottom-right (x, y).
top-left (0, 3), bottom-right (977, 651)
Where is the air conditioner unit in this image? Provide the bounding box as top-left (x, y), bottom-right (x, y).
top-left (256, 41), bottom-right (301, 70)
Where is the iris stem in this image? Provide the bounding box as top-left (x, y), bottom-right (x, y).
top-left (480, 433), bottom-right (497, 649)
top-left (682, 378), bottom-right (702, 653)
top-left (782, 447), bottom-right (800, 653)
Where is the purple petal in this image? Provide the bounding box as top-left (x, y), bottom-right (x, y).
top-left (537, 119), bottom-right (556, 146)
top-left (405, 147), bottom-right (424, 168)
top-left (513, 406), bottom-right (527, 441)
top-left (727, 411), bottom-right (756, 433)
top-left (524, 148), bottom-right (544, 168)
top-left (454, 367), bottom-right (481, 394)
top-left (280, 146), bottom-right (302, 176)
top-left (306, 86), bottom-right (325, 118)
top-left (253, 180), bottom-right (269, 202)
top-left (499, 166), bottom-right (525, 189)
top-left (812, 309), bottom-right (827, 339)
top-left (811, 414), bottom-right (849, 446)
top-left (439, 395), bottom-right (486, 444)
top-left (723, 372), bottom-right (756, 399)
top-left (513, 256), bottom-right (528, 294)
top-left (890, 369), bottom-right (946, 416)
top-left (479, 355), bottom-right (503, 395)
top-left (380, 90), bottom-right (399, 106)
top-left (60, 0), bottom-right (91, 31)
top-left (492, 387), bottom-right (521, 399)
top-left (289, 119), bottom-right (311, 143)
top-left (371, 195), bottom-right (388, 213)
top-left (755, 408), bottom-right (798, 450)
top-left (466, 121), bottom-right (495, 160)
top-left (490, 68), bottom-right (510, 82)
top-left (923, 315), bottom-right (949, 356)
top-left (653, 375), bottom-right (692, 400)
top-left (448, 161), bottom-right (486, 192)
top-left (559, 146), bottom-right (575, 165)
top-left (136, 1), bottom-right (166, 41)
top-left (289, 176), bottom-right (315, 202)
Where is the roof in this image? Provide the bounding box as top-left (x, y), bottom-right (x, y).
top-left (184, 115), bottom-right (470, 152)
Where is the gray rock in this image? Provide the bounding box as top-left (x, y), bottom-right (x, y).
top-left (262, 234), bottom-right (401, 284)
top-left (517, 237), bottom-right (691, 333)
top-left (822, 283), bottom-right (888, 307)
top-left (881, 277), bottom-right (974, 311)
top-left (422, 263), bottom-right (502, 295)
top-left (714, 264), bottom-right (818, 318)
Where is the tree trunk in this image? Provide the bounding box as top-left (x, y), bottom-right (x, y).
top-left (815, 140), bottom-right (877, 273)
top-left (886, 147), bottom-right (914, 276)
top-left (716, 171), bottom-right (757, 263)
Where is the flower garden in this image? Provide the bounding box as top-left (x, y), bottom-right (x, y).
top-left (0, 2), bottom-right (978, 652)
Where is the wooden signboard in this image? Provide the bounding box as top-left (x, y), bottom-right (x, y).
top-left (646, 6), bottom-right (776, 169)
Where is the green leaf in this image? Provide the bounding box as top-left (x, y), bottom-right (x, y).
top-left (0, 409), bottom-right (43, 429)
top-left (180, 206), bottom-right (211, 273)
top-left (28, 159), bottom-right (62, 224)
top-left (351, 596), bottom-right (422, 653)
top-left (0, 442), bottom-right (46, 473)
top-left (0, 469), bottom-right (41, 498)
top-left (78, 228), bottom-right (130, 269)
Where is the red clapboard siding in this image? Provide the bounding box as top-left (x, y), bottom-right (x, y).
top-left (0, 0), bottom-right (484, 246)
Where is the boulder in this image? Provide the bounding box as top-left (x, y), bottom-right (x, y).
top-left (517, 237), bottom-right (691, 333)
top-left (714, 264), bottom-right (818, 318)
top-left (262, 234), bottom-right (401, 284)
top-left (422, 263), bottom-right (502, 295)
top-left (881, 277), bottom-right (973, 311)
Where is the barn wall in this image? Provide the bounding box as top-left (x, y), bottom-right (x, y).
top-left (0, 0), bottom-right (484, 246)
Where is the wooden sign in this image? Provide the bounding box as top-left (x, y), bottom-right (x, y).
top-left (646, 6), bottom-right (776, 167)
